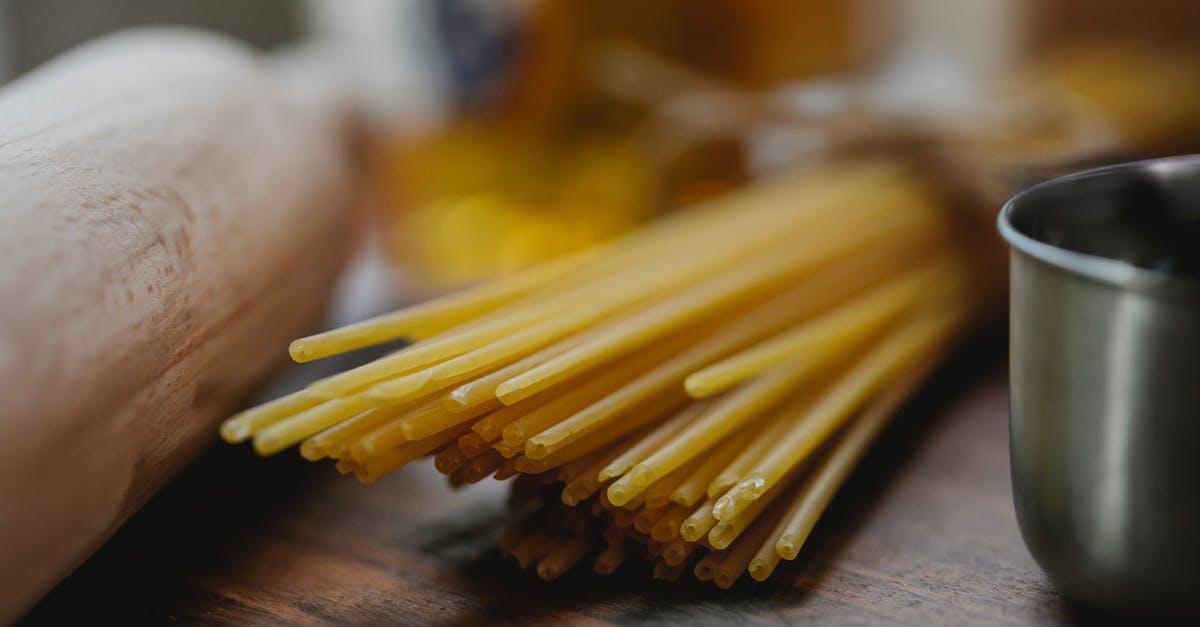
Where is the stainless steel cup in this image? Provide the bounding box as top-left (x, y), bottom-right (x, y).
top-left (999, 155), bottom-right (1200, 611)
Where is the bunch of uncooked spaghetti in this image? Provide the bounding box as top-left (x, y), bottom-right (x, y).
top-left (222, 157), bottom-right (983, 586)
top-left (220, 43), bottom-right (1200, 587)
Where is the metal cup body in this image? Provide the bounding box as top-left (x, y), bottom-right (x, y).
top-left (1001, 155), bottom-right (1200, 611)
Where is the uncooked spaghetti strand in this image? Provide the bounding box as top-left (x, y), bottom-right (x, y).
top-left (399, 398), bottom-right (502, 441)
top-left (634, 506), bottom-right (671, 535)
top-left (334, 458), bottom-right (361, 477)
top-left (502, 361), bottom-right (656, 449)
top-left (350, 394), bottom-right (496, 461)
top-left (557, 445), bottom-right (610, 484)
top-left (709, 478), bottom-right (790, 550)
top-left (612, 507), bottom-right (638, 530)
top-left (646, 541), bottom-right (665, 558)
top-left (220, 389), bottom-right (323, 444)
top-left (686, 254), bottom-right (961, 398)
top-left (433, 445), bottom-right (469, 475)
top-left (462, 450), bottom-right (506, 483)
top-left (681, 497), bottom-right (721, 542)
top-left (671, 428), bottom-right (755, 507)
top-left (571, 159), bottom-right (917, 284)
top-left (600, 524), bottom-right (625, 547)
top-left (365, 359), bottom-right (478, 402)
top-left (445, 333), bottom-right (589, 412)
top-left (345, 396), bottom-right (441, 461)
top-left (706, 405), bottom-right (801, 498)
top-left (288, 246), bottom-right (600, 362)
top-left (359, 422), bottom-right (473, 482)
top-left (253, 392), bottom-right (387, 456)
top-left (663, 537), bottom-right (702, 567)
top-left (522, 231), bottom-right (930, 460)
top-left (543, 162), bottom-right (851, 287)
top-left (304, 299), bottom-right (571, 398)
top-left (511, 530), bottom-right (557, 570)
top-left (711, 500), bottom-right (787, 589)
top-left (607, 361), bottom-right (822, 506)
top-left (748, 478), bottom-right (810, 581)
top-left (651, 504), bottom-right (694, 543)
top-left (497, 194), bottom-right (942, 405)
top-left (598, 402), bottom-right (706, 482)
top-left (644, 456), bottom-right (704, 510)
top-left (300, 404), bottom-right (403, 461)
top-left (593, 541), bottom-right (631, 574)
top-left (238, 159), bottom-right (924, 414)
top-left (220, 386), bottom-right (324, 442)
top-left (494, 439), bottom-right (525, 459)
top-left (515, 392), bottom-right (686, 475)
top-left (471, 391), bottom-right (559, 442)
top-left (776, 367), bottom-right (931, 560)
top-left (493, 456), bottom-right (520, 481)
top-left (344, 171), bottom-right (875, 399)
top-left (456, 431), bottom-right (493, 458)
top-left (505, 334), bottom-right (692, 449)
top-left (653, 560), bottom-right (690, 582)
top-left (692, 551), bottom-right (722, 582)
top-left (312, 252), bottom-right (728, 399)
top-left (562, 441), bottom-right (633, 506)
top-left (424, 222), bottom-right (806, 393)
top-left (716, 304), bottom-right (967, 520)
top-left (620, 492), bottom-right (647, 512)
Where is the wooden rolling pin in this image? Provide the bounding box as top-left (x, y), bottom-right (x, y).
top-left (0, 28), bottom-right (359, 621)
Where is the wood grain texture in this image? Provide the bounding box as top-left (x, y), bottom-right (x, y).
top-left (20, 337), bottom-right (1112, 625)
top-left (0, 28), bottom-right (358, 621)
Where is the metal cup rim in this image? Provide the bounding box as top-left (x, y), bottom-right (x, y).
top-left (998, 154), bottom-right (1200, 302)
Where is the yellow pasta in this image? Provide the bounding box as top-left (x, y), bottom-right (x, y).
top-left (220, 389), bottom-right (322, 444)
top-left (709, 479), bottom-right (789, 550)
top-left (776, 368), bottom-right (932, 560)
top-left (220, 157), bottom-right (986, 587)
top-left (644, 456), bottom-right (703, 510)
top-left (288, 246), bottom-right (601, 362)
top-left (522, 230), bottom-right (932, 461)
top-left (561, 443), bottom-right (631, 505)
top-left (706, 403), bottom-right (801, 498)
top-left (712, 501), bottom-right (787, 590)
top-left (502, 338), bottom-right (687, 447)
top-left (444, 333), bottom-right (588, 411)
top-left (593, 541), bottom-right (630, 574)
top-left (497, 193), bottom-right (940, 405)
top-left (692, 551), bottom-right (722, 583)
top-left (633, 506), bottom-right (669, 535)
top-left (299, 404), bottom-right (406, 461)
top-left (455, 431), bottom-right (492, 458)
top-left (681, 497), bottom-right (721, 543)
top-left (685, 255), bottom-right (959, 397)
top-left (663, 538), bottom-right (702, 567)
top-left (253, 392), bottom-right (383, 456)
top-left (607, 362), bottom-right (819, 506)
top-left (461, 450), bottom-right (506, 483)
top-left (433, 445), bottom-right (468, 475)
top-left (597, 402), bottom-right (704, 481)
top-left (714, 304), bottom-right (967, 521)
top-left (651, 504), bottom-right (693, 543)
top-left (670, 429), bottom-right (752, 506)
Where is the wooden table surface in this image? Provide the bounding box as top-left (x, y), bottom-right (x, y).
top-left (21, 337), bottom-right (1100, 626)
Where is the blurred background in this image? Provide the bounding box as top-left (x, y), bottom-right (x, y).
top-left (3, 0), bottom-right (1198, 292)
top-left (5, 1), bottom-right (1200, 622)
